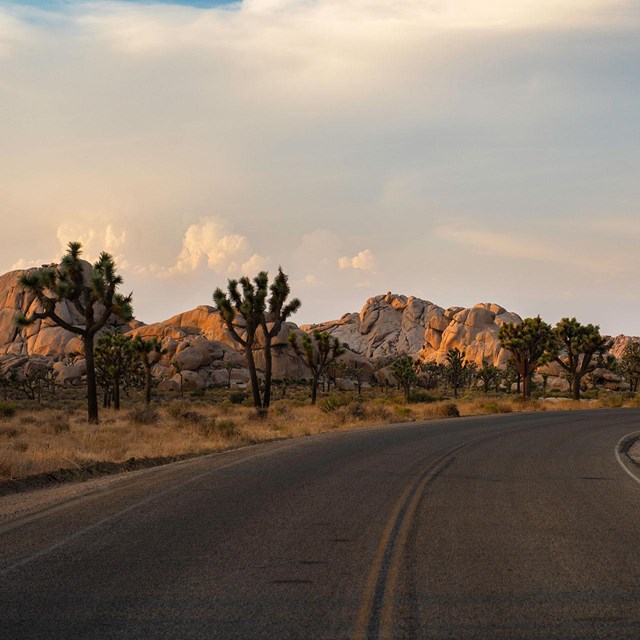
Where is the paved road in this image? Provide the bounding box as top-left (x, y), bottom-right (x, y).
top-left (2, 409), bottom-right (640, 639)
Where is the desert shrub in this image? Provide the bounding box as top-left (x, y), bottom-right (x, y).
top-left (19, 415), bottom-right (38, 425)
top-left (228, 391), bottom-right (247, 405)
top-left (190, 388), bottom-right (206, 398)
top-left (0, 402), bottom-right (17, 419)
top-left (216, 419), bottom-right (236, 437)
top-left (12, 441), bottom-right (28, 452)
top-left (408, 390), bottom-right (437, 404)
top-left (484, 402), bottom-right (513, 414)
top-left (167, 401), bottom-right (186, 419)
top-left (368, 404), bottom-right (392, 421)
top-left (600, 394), bottom-right (624, 408)
top-left (180, 410), bottom-right (206, 424)
top-left (441, 402), bottom-right (460, 417)
top-left (50, 412), bottom-right (71, 433)
top-left (198, 418), bottom-right (218, 437)
top-left (129, 407), bottom-right (160, 426)
top-left (319, 394), bottom-right (350, 413)
top-left (394, 405), bottom-right (413, 421)
top-left (0, 426), bottom-right (19, 438)
top-left (347, 401), bottom-right (366, 420)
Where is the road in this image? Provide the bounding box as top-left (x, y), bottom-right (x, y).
top-left (2, 408), bottom-right (640, 639)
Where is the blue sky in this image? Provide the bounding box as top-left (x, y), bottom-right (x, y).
top-left (1, 0), bottom-right (640, 334)
top-left (11, 0), bottom-right (238, 7)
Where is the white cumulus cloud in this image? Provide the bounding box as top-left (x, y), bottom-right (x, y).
top-left (338, 249), bottom-right (375, 272)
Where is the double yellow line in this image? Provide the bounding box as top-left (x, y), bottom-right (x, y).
top-left (353, 431), bottom-right (508, 640)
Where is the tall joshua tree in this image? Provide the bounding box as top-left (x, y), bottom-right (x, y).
top-left (289, 330), bottom-right (344, 404)
top-left (498, 316), bottom-right (556, 400)
top-left (553, 318), bottom-right (612, 400)
top-left (214, 268), bottom-right (300, 412)
top-left (15, 242), bottom-right (132, 423)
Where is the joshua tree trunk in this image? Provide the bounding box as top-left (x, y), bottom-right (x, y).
top-left (143, 364), bottom-right (151, 405)
top-left (311, 374), bottom-right (320, 405)
top-left (572, 375), bottom-right (582, 400)
top-left (245, 346), bottom-right (262, 410)
top-left (84, 335), bottom-right (99, 424)
top-left (263, 341), bottom-right (273, 409)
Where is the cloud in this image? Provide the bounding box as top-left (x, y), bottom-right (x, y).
top-left (55, 222), bottom-right (127, 262)
top-left (338, 249), bottom-right (375, 271)
top-left (172, 217), bottom-right (253, 274)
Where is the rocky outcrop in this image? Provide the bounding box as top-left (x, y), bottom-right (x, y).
top-left (303, 293), bottom-right (521, 367)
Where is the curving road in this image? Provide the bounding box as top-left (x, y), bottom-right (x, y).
top-left (2, 408), bottom-right (640, 639)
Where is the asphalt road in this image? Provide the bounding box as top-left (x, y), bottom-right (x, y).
top-left (2, 409), bottom-right (640, 639)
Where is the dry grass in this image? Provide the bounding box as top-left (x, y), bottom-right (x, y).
top-left (0, 391), bottom-right (636, 481)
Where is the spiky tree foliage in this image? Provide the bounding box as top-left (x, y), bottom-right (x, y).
top-left (619, 342), bottom-right (640, 393)
top-left (132, 336), bottom-right (167, 405)
top-left (15, 242), bottom-right (132, 423)
top-left (390, 355), bottom-right (419, 402)
top-left (418, 361), bottom-right (444, 390)
top-left (498, 316), bottom-right (556, 400)
top-left (95, 332), bottom-right (142, 410)
top-left (477, 363), bottom-right (500, 393)
top-left (214, 268), bottom-right (300, 411)
top-left (289, 330), bottom-right (345, 404)
top-left (552, 318), bottom-right (612, 400)
top-left (445, 348), bottom-right (467, 399)
top-left (260, 268), bottom-right (301, 408)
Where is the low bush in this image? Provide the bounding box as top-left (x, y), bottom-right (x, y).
top-left (128, 407), bottom-right (159, 426)
top-left (0, 426), bottom-right (19, 438)
top-left (0, 402), bottom-right (17, 419)
top-left (393, 405), bottom-right (413, 421)
top-left (319, 394), bottom-right (350, 413)
top-left (441, 402), bottom-right (460, 417)
top-left (484, 402), bottom-right (513, 415)
top-left (347, 401), bottom-right (366, 420)
top-left (216, 419), bottom-right (236, 437)
top-left (600, 394), bottom-right (625, 408)
top-left (198, 419), bottom-right (218, 437)
top-left (166, 401), bottom-right (186, 419)
top-left (50, 412), bottom-right (71, 433)
top-left (228, 391), bottom-right (247, 405)
top-left (408, 390), bottom-right (437, 404)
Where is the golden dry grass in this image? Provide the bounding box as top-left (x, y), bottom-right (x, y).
top-left (0, 391), bottom-right (636, 481)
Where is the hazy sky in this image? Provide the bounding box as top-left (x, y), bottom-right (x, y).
top-left (1, 0), bottom-right (639, 335)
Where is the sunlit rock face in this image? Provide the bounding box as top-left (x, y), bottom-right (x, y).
top-left (303, 293), bottom-right (522, 367)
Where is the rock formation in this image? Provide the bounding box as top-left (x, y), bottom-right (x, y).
top-left (0, 266), bottom-right (636, 393)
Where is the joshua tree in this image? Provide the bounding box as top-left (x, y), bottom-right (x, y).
top-left (419, 361), bottom-right (444, 390)
top-left (498, 316), bottom-right (556, 400)
top-left (619, 342), bottom-right (640, 393)
top-left (445, 348), bottom-right (467, 399)
top-left (477, 363), bottom-right (500, 394)
top-left (95, 332), bottom-right (142, 410)
top-left (132, 336), bottom-right (167, 405)
top-left (350, 363), bottom-right (366, 395)
top-left (289, 330), bottom-right (344, 404)
top-left (552, 318), bottom-right (612, 400)
top-left (214, 268), bottom-right (300, 412)
top-left (391, 355), bottom-right (419, 402)
top-left (16, 242), bottom-right (132, 423)
top-left (223, 360), bottom-right (240, 390)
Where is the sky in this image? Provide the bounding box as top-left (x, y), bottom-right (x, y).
top-left (1, 0), bottom-right (640, 335)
